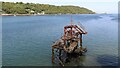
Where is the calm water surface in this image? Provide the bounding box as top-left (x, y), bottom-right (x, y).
top-left (2, 14), bottom-right (118, 66)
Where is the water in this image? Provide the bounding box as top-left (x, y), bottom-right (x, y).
top-left (2, 14), bottom-right (118, 66)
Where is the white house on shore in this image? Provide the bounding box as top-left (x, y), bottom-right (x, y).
top-left (30, 10), bottom-right (35, 13)
top-left (41, 11), bottom-right (45, 15)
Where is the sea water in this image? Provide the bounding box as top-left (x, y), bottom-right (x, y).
top-left (2, 14), bottom-right (118, 66)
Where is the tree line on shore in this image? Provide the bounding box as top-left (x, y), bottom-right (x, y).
top-left (2, 2), bottom-right (95, 14)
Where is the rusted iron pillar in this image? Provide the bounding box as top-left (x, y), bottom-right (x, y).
top-left (59, 49), bottom-right (62, 60)
top-left (64, 27), bottom-right (66, 46)
top-left (70, 27), bottom-right (72, 38)
top-left (52, 47), bottom-right (54, 63)
top-left (80, 34), bottom-right (82, 49)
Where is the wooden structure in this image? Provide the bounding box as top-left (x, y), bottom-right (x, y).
top-left (51, 20), bottom-right (87, 66)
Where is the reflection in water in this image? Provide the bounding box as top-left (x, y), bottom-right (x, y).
top-left (58, 53), bottom-right (87, 66)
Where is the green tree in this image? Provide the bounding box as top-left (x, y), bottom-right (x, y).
top-left (2, 2), bottom-right (95, 14)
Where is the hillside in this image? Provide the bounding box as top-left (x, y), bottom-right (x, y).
top-left (2, 2), bottom-right (95, 14)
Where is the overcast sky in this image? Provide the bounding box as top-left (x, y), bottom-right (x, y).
top-left (3, 0), bottom-right (119, 13)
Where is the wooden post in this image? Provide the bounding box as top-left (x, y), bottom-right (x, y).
top-left (80, 34), bottom-right (82, 49)
top-left (71, 27), bottom-right (72, 38)
top-left (59, 49), bottom-right (62, 60)
top-left (64, 27), bottom-right (66, 46)
top-left (52, 47), bottom-right (54, 63)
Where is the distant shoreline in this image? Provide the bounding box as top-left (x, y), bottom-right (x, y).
top-left (2, 13), bottom-right (116, 16)
top-left (1, 13), bottom-right (97, 16)
top-left (1, 14), bottom-right (48, 16)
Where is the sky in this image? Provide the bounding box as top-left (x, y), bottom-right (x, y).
top-left (2, 0), bottom-right (119, 13)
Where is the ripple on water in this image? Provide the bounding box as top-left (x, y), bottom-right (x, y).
top-left (97, 55), bottom-right (118, 66)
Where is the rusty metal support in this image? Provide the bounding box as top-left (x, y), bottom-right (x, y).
top-left (80, 34), bottom-right (82, 49)
top-left (59, 49), bottom-right (62, 60)
top-left (70, 27), bottom-right (72, 38)
top-left (64, 27), bottom-right (66, 46)
top-left (52, 47), bottom-right (54, 63)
